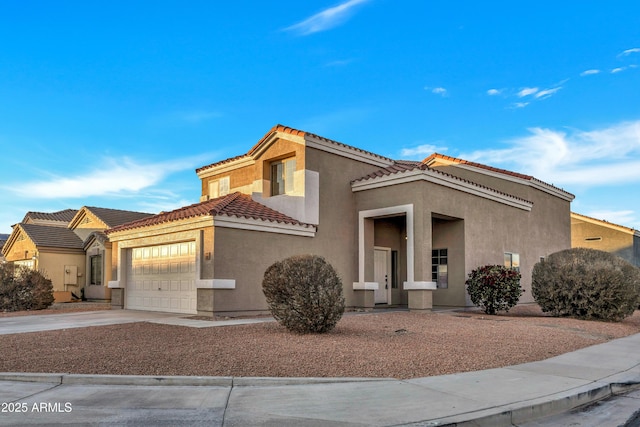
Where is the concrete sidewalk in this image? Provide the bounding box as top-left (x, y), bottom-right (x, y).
top-left (0, 310), bottom-right (273, 335)
top-left (1, 333), bottom-right (640, 426)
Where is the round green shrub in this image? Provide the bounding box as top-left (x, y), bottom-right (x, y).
top-left (532, 248), bottom-right (640, 321)
top-left (466, 265), bottom-right (523, 315)
top-left (262, 255), bottom-right (345, 333)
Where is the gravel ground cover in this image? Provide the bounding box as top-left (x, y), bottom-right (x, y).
top-left (0, 305), bottom-right (639, 379)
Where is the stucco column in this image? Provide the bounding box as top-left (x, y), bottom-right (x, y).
top-left (353, 217), bottom-right (376, 308)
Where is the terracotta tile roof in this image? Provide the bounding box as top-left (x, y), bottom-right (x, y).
top-left (20, 223), bottom-right (84, 250)
top-left (423, 153), bottom-right (534, 180)
top-left (352, 161), bottom-right (533, 204)
top-left (196, 124), bottom-right (393, 174)
top-left (83, 206), bottom-right (154, 228)
top-left (424, 153), bottom-right (575, 197)
top-left (106, 192), bottom-right (312, 234)
top-left (22, 209), bottom-right (78, 224)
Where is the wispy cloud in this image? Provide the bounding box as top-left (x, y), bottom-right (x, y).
top-left (400, 142), bottom-right (448, 159)
top-left (462, 120), bottom-right (640, 187)
top-left (535, 87), bottom-right (562, 99)
top-left (431, 87), bottom-right (448, 96)
top-left (618, 48), bottom-right (640, 57)
top-left (580, 69), bottom-right (601, 76)
top-left (510, 102), bottom-right (529, 109)
top-left (517, 87), bottom-right (539, 97)
top-left (487, 89), bottom-right (502, 96)
top-left (283, 0), bottom-right (371, 36)
top-left (5, 155), bottom-right (207, 199)
top-left (611, 67), bottom-right (626, 74)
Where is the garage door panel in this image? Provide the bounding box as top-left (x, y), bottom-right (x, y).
top-left (126, 242), bottom-right (197, 314)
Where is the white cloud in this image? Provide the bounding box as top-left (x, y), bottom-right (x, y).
top-left (431, 87), bottom-right (448, 96)
top-left (510, 102), bottom-right (529, 109)
top-left (5, 156), bottom-right (205, 199)
top-left (462, 120), bottom-right (640, 187)
top-left (535, 87), bottom-right (562, 99)
top-left (400, 143), bottom-right (448, 159)
top-left (487, 89), bottom-right (502, 96)
top-left (580, 69), bottom-right (601, 76)
top-left (611, 67), bottom-right (626, 73)
top-left (619, 48), bottom-right (640, 57)
top-left (283, 0), bottom-right (371, 36)
top-left (517, 87), bottom-right (538, 97)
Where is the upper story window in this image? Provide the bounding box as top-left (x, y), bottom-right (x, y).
top-left (504, 252), bottom-right (520, 272)
top-left (209, 176), bottom-right (230, 199)
top-left (271, 158), bottom-right (296, 196)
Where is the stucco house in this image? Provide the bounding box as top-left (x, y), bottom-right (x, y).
top-left (105, 124), bottom-right (574, 316)
top-left (2, 207), bottom-right (152, 302)
top-left (571, 212), bottom-right (640, 267)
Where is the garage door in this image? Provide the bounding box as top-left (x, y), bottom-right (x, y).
top-left (126, 242), bottom-right (197, 314)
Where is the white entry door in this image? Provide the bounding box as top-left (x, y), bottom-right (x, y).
top-left (374, 248), bottom-right (390, 304)
top-left (125, 242), bottom-right (197, 314)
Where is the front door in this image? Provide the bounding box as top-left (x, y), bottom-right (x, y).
top-left (374, 247), bottom-right (390, 304)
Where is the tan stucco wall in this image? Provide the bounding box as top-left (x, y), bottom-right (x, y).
top-left (354, 174), bottom-right (571, 306)
top-left (209, 146), bottom-right (387, 314)
top-left (201, 137), bottom-right (307, 199)
top-left (572, 221), bottom-right (638, 266)
top-left (3, 234), bottom-right (37, 263)
top-left (36, 251), bottom-right (86, 293)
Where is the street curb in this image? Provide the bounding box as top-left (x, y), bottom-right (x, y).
top-left (0, 372), bottom-right (393, 387)
top-left (405, 380), bottom-right (640, 426)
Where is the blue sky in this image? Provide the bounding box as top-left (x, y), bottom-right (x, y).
top-left (1, 1), bottom-right (639, 233)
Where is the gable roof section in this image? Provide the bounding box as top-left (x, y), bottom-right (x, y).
top-left (19, 223), bottom-right (84, 250)
top-left (69, 206), bottom-right (153, 230)
top-left (106, 192), bottom-right (315, 235)
top-left (571, 212), bottom-right (640, 237)
top-left (423, 153), bottom-right (574, 201)
top-left (352, 161), bottom-right (534, 211)
top-left (22, 209), bottom-right (78, 225)
top-left (196, 124), bottom-right (393, 177)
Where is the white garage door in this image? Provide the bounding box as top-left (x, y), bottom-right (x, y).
top-left (125, 242), bottom-right (197, 314)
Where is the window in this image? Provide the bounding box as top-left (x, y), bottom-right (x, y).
top-left (504, 252), bottom-right (520, 272)
top-left (90, 255), bottom-right (102, 286)
top-left (391, 250), bottom-right (399, 289)
top-left (270, 158), bottom-right (296, 196)
top-left (208, 177), bottom-right (230, 199)
top-left (432, 248), bottom-right (448, 289)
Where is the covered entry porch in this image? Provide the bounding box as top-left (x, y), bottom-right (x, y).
top-left (353, 204), bottom-right (466, 310)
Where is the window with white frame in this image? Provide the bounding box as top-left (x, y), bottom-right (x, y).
top-left (270, 158), bottom-right (296, 196)
top-left (504, 252), bottom-right (520, 272)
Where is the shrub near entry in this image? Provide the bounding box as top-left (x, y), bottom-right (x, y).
top-left (532, 248), bottom-right (640, 321)
top-left (466, 265), bottom-right (523, 315)
top-left (262, 255), bottom-right (345, 333)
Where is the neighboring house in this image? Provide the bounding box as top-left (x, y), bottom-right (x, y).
top-left (106, 124), bottom-right (574, 316)
top-left (2, 207), bottom-right (152, 302)
top-left (571, 212), bottom-right (640, 267)
top-left (0, 233), bottom-right (10, 263)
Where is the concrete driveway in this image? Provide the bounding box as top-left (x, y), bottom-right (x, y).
top-left (0, 310), bottom-right (271, 335)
